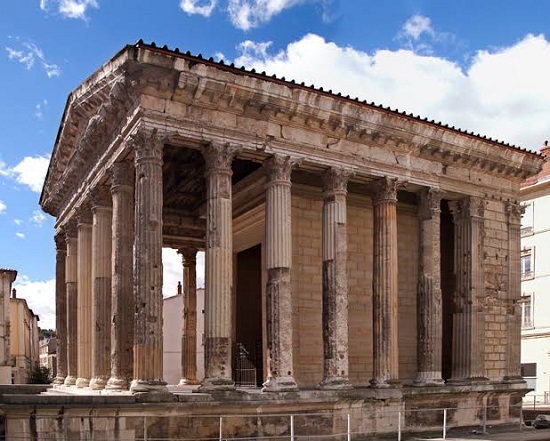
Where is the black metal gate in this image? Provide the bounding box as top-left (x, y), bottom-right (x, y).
top-left (233, 341), bottom-right (263, 387)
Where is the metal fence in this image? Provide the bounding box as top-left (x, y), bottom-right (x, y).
top-left (523, 392), bottom-right (550, 409)
top-left (3, 402), bottom-right (531, 441)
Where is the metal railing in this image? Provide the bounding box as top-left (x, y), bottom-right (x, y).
top-left (523, 392), bottom-right (550, 409)
top-left (3, 402), bottom-right (532, 441)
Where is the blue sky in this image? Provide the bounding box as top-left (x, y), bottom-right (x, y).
top-left (1, 0), bottom-right (549, 328)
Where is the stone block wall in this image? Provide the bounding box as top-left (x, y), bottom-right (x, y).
top-left (482, 199), bottom-right (510, 381)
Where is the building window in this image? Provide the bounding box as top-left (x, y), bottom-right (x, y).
top-left (521, 247), bottom-right (534, 280)
top-left (521, 363), bottom-right (537, 390)
top-left (519, 295), bottom-right (534, 328)
top-left (521, 203), bottom-right (534, 236)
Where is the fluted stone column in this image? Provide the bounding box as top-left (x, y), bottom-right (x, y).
top-left (130, 130), bottom-right (169, 396)
top-left (199, 143), bottom-right (238, 392)
top-left (179, 248), bottom-right (199, 385)
top-left (504, 201), bottom-right (523, 382)
top-left (262, 154), bottom-right (299, 392)
top-left (319, 168), bottom-right (352, 389)
top-left (107, 160), bottom-right (135, 390)
top-left (414, 188), bottom-right (444, 386)
top-left (53, 234), bottom-right (67, 385)
top-left (76, 208), bottom-right (93, 388)
top-left (371, 177), bottom-right (400, 388)
top-left (89, 188), bottom-right (112, 390)
top-left (449, 197), bottom-right (487, 383)
top-left (64, 222), bottom-right (78, 386)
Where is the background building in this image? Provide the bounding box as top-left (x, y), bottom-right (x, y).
top-left (163, 285), bottom-right (204, 385)
top-left (0, 269), bottom-right (17, 383)
top-left (520, 142), bottom-right (550, 401)
top-left (39, 337), bottom-right (58, 380)
top-left (10, 291), bottom-right (40, 384)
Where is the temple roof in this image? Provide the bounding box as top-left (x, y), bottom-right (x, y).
top-left (40, 41), bottom-right (545, 217)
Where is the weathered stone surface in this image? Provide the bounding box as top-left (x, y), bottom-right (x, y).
top-left (179, 248), bottom-right (199, 385)
top-left (34, 42), bottom-right (543, 429)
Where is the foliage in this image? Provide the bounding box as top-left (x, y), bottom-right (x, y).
top-left (39, 329), bottom-right (56, 340)
top-left (29, 366), bottom-right (51, 384)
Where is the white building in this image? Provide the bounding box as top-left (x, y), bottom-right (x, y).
top-left (162, 286), bottom-right (205, 385)
top-left (521, 143), bottom-right (550, 401)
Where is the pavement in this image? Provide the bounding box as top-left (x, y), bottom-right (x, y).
top-left (415, 426), bottom-right (550, 441)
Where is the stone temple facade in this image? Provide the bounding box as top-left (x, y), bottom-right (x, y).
top-left (5, 41), bottom-right (545, 438)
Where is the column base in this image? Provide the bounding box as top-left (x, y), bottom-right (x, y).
top-left (64, 375), bottom-right (76, 386)
top-left (179, 378), bottom-right (200, 386)
top-left (318, 377), bottom-right (353, 390)
top-left (89, 376), bottom-right (108, 390)
top-left (447, 376), bottom-right (489, 385)
top-left (106, 376), bottom-right (128, 391)
top-left (197, 377), bottom-right (235, 392)
top-left (52, 375), bottom-right (66, 385)
top-left (413, 372), bottom-right (445, 387)
top-left (130, 380), bottom-right (175, 402)
top-left (502, 375), bottom-right (525, 384)
top-left (370, 378), bottom-right (400, 389)
top-left (76, 377), bottom-right (90, 388)
top-left (262, 375), bottom-right (299, 392)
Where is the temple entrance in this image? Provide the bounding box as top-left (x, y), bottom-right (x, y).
top-left (441, 199), bottom-right (455, 381)
top-left (234, 244), bottom-right (263, 387)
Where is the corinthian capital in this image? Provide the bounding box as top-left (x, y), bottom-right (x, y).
top-left (203, 142), bottom-right (240, 175)
top-left (418, 187), bottom-right (442, 220)
top-left (109, 160), bottom-right (134, 188)
top-left (506, 201), bottom-right (524, 226)
top-left (128, 128), bottom-right (164, 162)
top-left (449, 196), bottom-right (484, 221)
top-left (323, 167), bottom-right (352, 198)
top-left (263, 154), bottom-right (301, 183)
top-left (372, 176), bottom-right (403, 204)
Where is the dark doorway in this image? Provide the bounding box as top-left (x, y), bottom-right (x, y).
top-left (234, 244), bottom-right (263, 387)
top-left (441, 200), bottom-right (455, 381)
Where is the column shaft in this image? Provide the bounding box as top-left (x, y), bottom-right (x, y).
top-left (180, 249), bottom-right (199, 385)
top-left (200, 143), bottom-right (238, 391)
top-left (371, 177), bottom-right (400, 387)
top-left (504, 202), bottom-right (523, 381)
top-left (414, 188), bottom-right (444, 386)
top-left (90, 195), bottom-right (112, 390)
top-left (320, 168), bottom-right (351, 389)
top-left (53, 234), bottom-right (67, 385)
top-left (449, 197), bottom-right (487, 383)
top-left (64, 224), bottom-right (78, 386)
top-left (76, 210), bottom-right (93, 388)
top-left (107, 160), bottom-right (134, 390)
top-left (262, 154), bottom-right (298, 392)
top-left (130, 130), bottom-right (168, 395)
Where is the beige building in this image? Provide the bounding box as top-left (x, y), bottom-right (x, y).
top-left (10, 292), bottom-right (40, 384)
top-left (0, 268), bottom-right (17, 383)
top-left (39, 337), bottom-right (58, 380)
top-left (163, 285), bottom-right (205, 385)
top-left (2, 41), bottom-right (543, 438)
top-left (520, 143), bottom-right (550, 400)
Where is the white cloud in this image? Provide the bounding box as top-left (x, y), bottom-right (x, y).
top-left (14, 218), bottom-right (22, 225)
top-left (4, 155), bottom-right (51, 193)
top-left (228, 0), bottom-right (306, 30)
top-left (16, 232), bottom-right (25, 239)
top-left (40, 0), bottom-right (99, 20)
top-left (35, 99), bottom-right (48, 119)
top-left (180, 0), bottom-right (217, 17)
top-left (5, 40), bottom-right (61, 77)
top-left (162, 249), bottom-right (205, 298)
top-left (401, 15), bottom-right (434, 40)
top-left (30, 210), bottom-right (47, 227)
top-left (13, 277), bottom-right (56, 330)
top-left (233, 32), bottom-right (550, 151)
top-left (0, 200), bottom-right (6, 214)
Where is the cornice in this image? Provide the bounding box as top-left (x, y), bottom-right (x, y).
top-left (41, 42), bottom-right (545, 219)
